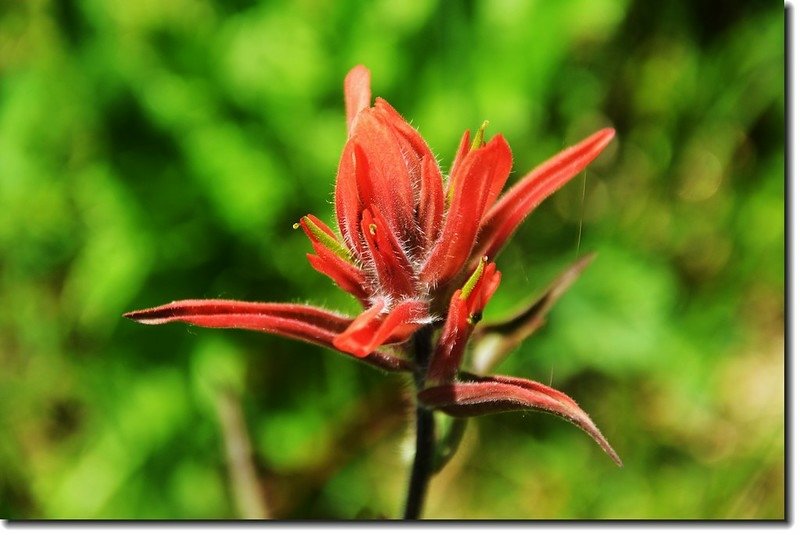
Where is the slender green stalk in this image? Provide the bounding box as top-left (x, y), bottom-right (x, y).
top-left (403, 406), bottom-right (435, 519)
top-left (403, 326), bottom-right (436, 520)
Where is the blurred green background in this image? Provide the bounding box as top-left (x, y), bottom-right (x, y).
top-left (0, 0), bottom-right (783, 520)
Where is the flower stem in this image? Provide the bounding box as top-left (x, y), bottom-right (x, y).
top-left (403, 326), bottom-right (436, 520)
top-left (403, 406), bottom-right (435, 519)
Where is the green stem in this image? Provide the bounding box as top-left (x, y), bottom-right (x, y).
top-left (403, 326), bottom-right (436, 520)
top-left (403, 406), bottom-right (435, 519)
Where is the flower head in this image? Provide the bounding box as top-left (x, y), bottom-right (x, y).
top-left (125, 65), bottom-right (620, 467)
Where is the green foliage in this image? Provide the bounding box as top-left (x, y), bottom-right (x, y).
top-left (0, 0), bottom-right (783, 519)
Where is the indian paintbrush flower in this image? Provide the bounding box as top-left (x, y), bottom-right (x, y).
top-left (124, 65), bottom-right (621, 517)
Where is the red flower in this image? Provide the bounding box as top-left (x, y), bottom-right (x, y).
top-left (125, 65), bottom-right (620, 466)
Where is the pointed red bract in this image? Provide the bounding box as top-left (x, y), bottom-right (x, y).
top-left (448, 129), bottom-right (472, 182)
top-left (334, 140), bottom-right (366, 260)
top-left (124, 299), bottom-right (350, 332)
top-left (475, 128), bottom-right (615, 261)
top-left (345, 65), bottom-right (371, 135)
top-left (333, 298), bottom-right (429, 358)
top-left (369, 98), bottom-right (442, 254)
top-left (306, 244), bottom-right (370, 303)
top-left (426, 261), bottom-right (501, 384)
top-left (123, 299), bottom-right (411, 372)
top-left (373, 98), bottom-right (435, 165)
top-left (421, 135), bottom-right (512, 285)
top-left (425, 290), bottom-right (470, 384)
top-left (296, 215), bottom-right (370, 301)
top-left (360, 207), bottom-right (416, 297)
top-left (418, 154), bottom-right (445, 252)
top-left (418, 374), bottom-right (622, 466)
top-left (352, 113), bottom-right (416, 239)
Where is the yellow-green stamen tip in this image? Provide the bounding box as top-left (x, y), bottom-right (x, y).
top-left (301, 216), bottom-right (352, 262)
top-left (470, 120), bottom-right (490, 150)
top-left (368, 223), bottom-right (377, 236)
top-left (460, 256), bottom-right (487, 301)
top-left (292, 222), bottom-right (300, 230)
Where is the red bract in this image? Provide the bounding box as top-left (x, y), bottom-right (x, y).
top-left (124, 65), bottom-right (620, 467)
